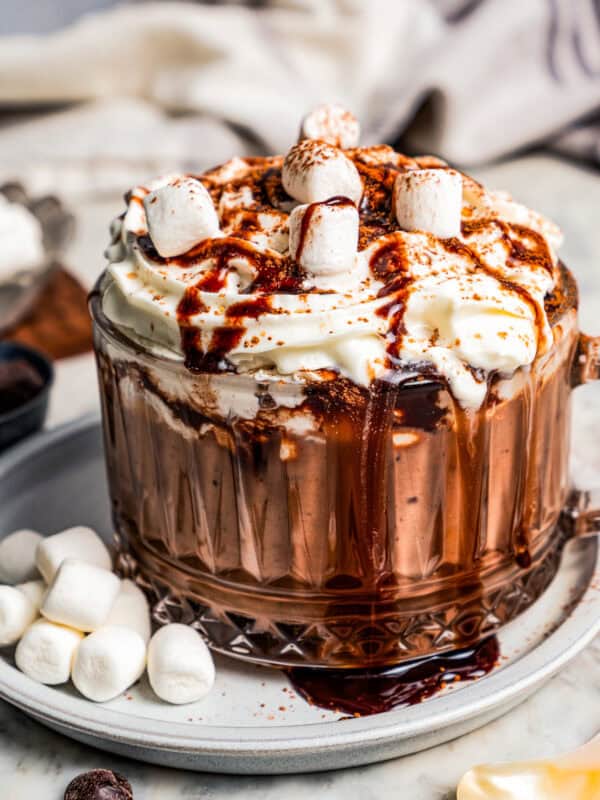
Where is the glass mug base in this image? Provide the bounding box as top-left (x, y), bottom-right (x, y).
top-left (114, 521), bottom-right (567, 668)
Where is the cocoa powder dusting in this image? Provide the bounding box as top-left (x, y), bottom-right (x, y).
top-left (440, 235), bottom-right (548, 351)
top-left (137, 149), bottom-right (562, 379)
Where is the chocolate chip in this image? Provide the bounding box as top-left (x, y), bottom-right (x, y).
top-left (64, 770), bottom-right (133, 800)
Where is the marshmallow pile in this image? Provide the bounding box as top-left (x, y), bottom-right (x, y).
top-left (115, 103), bottom-right (466, 297)
top-left (138, 106), bottom-right (368, 291)
top-left (0, 527), bottom-right (215, 705)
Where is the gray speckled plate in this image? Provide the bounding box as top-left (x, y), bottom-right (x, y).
top-left (0, 416), bottom-right (598, 774)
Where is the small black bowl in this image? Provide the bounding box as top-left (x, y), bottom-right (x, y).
top-left (0, 342), bottom-right (54, 452)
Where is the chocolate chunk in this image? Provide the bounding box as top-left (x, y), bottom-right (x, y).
top-left (64, 769), bottom-right (133, 800)
top-left (0, 358), bottom-right (44, 414)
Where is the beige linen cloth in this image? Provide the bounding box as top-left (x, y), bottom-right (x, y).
top-left (0, 0), bottom-right (598, 194)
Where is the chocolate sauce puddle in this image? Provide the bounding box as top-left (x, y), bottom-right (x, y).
top-left (287, 636), bottom-right (499, 716)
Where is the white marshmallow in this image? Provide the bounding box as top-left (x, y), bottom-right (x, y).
top-left (144, 177), bottom-right (221, 258)
top-left (72, 625), bottom-right (147, 703)
top-left (300, 104), bottom-right (360, 149)
top-left (36, 526), bottom-right (112, 583)
top-left (17, 580), bottom-right (46, 612)
top-left (147, 624), bottom-right (215, 705)
top-left (41, 559), bottom-right (120, 633)
top-left (15, 619), bottom-right (83, 685)
top-left (282, 140), bottom-right (363, 205)
top-left (394, 168), bottom-right (463, 238)
top-left (0, 529), bottom-right (42, 584)
top-left (289, 200), bottom-right (359, 283)
top-left (0, 585), bottom-right (38, 646)
top-left (105, 579), bottom-right (152, 644)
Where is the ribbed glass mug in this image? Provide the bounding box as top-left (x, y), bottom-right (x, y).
top-left (90, 265), bottom-right (599, 668)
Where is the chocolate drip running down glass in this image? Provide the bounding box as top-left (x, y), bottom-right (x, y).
top-left (90, 106), bottom-right (600, 669)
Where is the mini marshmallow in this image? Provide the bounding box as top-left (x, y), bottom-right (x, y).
top-left (105, 579), bottom-right (152, 644)
top-left (300, 104), bottom-right (360, 149)
top-left (15, 619), bottom-right (83, 684)
top-left (17, 580), bottom-right (46, 612)
top-left (72, 625), bottom-right (147, 703)
top-left (0, 529), bottom-right (42, 584)
top-left (282, 140), bottom-right (363, 205)
top-left (147, 624), bottom-right (215, 705)
top-left (289, 199), bottom-right (359, 281)
top-left (144, 177), bottom-right (220, 258)
top-left (41, 559), bottom-right (120, 632)
top-left (0, 585), bottom-right (38, 646)
top-left (394, 168), bottom-right (463, 239)
top-left (36, 526), bottom-right (112, 583)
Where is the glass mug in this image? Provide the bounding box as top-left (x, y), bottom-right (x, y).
top-left (90, 264), bottom-right (599, 668)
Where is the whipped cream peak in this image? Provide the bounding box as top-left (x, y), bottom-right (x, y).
top-left (300, 104), bottom-right (360, 149)
top-left (104, 108), bottom-right (566, 409)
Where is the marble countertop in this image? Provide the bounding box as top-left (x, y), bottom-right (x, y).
top-left (1, 153), bottom-right (599, 799)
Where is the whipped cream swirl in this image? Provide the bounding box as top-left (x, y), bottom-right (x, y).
top-left (104, 111), bottom-right (563, 410)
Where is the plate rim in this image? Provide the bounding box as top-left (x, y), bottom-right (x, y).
top-left (0, 415), bottom-right (598, 758)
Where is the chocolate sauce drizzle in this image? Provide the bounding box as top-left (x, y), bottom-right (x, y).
top-left (453, 227), bottom-right (549, 346)
top-left (133, 151), bottom-right (559, 379)
top-left (139, 234), bottom-right (302, 295)
top-left (368, 220), bottom-right (554, 369)
top-left (369, 238), bottom-right (411, 360)
top-left (162, 232), bottom-right (300, 371)
top-left (288, 636), bottom-right (499, 716)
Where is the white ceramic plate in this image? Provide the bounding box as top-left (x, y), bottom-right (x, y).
top-left (0, 416), bottom-right (598, 774)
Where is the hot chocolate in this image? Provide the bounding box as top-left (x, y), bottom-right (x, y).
top-left (91, 106), bottom-right (584, 668)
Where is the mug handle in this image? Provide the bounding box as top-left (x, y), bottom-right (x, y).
top-left (564, 333), bottom-right (600, 537)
